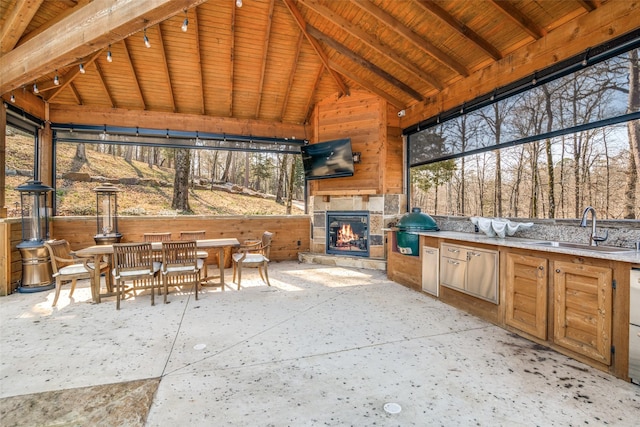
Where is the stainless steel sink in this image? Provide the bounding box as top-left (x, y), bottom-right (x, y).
top-left (524, 241), bottom-right (636, 253)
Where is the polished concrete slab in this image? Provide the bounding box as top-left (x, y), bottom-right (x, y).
top-left (1, 261), bottom-right (639, 426)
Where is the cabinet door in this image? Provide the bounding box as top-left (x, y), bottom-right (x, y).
top-left (554, 261), bottom-right (612, 365)
top-left (505, 253), bottom-right (547, 339)
top-left (421, 246), bottom-right (439, 296)
top-left (466, 249), bottom-right (498, 303)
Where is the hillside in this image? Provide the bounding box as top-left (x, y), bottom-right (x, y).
top-left (5, 134), bottom-right (304, 217)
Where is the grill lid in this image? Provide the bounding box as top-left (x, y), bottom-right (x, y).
top-left (396, 207), bottom-right (439, 231)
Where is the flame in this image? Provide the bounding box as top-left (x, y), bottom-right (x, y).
top-left (337, 223), bottom-right (358, 245)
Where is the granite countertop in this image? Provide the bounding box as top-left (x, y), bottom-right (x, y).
top-left (414, 230), bottom-right (640, 264)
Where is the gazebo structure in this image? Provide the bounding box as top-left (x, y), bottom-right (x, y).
top-left (1, 0), bottom-right (639, 381)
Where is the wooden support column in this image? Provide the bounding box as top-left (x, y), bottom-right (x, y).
top-left (0, 102), bottom-right (6, 218)
top-left (38, 103), bottom-right (53, 188)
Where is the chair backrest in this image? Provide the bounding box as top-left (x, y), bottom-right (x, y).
top-left (179, 230), bottom-right (206, 241)
top-left (113, 243), bottom-right (154, 275)
top-left (44, 239), bottom-right (74, 272)
top-left (143, 232), bottom-right (172, 242)
top-left (261, 231), bottom-right (273, 259)
top-left (161, 241), bottom-right (198, 271)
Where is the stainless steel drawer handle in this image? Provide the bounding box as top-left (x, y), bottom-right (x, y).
top-left (447, 260), bottom-right (459, 265)
top-left (447, 248), bottom-right (459, 253)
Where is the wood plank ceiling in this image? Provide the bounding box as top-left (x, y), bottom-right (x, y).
top-left (0, 0), bottom-right (606, 126)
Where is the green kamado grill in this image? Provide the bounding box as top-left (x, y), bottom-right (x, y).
top-left (396, 207), bottom-right (439, 256)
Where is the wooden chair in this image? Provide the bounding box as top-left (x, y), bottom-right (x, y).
top-left (112, 243), bottom-right (161, 310)
top-left (232, 231), bottom-right (272, 289)
top-left (161, 241), bottom-right (202, 303)
top-left (44, 239), bottom-right (109, 306)
top-left (179, 230), bottom-right (208, 277)
top-left (143, 232), bottom-right (172, 242)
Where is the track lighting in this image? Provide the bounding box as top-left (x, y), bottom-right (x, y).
top-left (54, 71), bottom-right (60, 86)
top-left (582, 48), bottom-right (590, 67)
top-left (236, 0), bottom-right (242, 7)
top-left (144, 28), bottom-right (151, 48)
top-left (79, 63), bottom-right (85, 74)
top-left (107, 45), bottom-right (113, 62)
top-left (33, 83), bottom-right (39, 94)
top-left (10, 92), bottom-right (15, 103)
top-left (532, 72), bottom-right (537, 85)
top-left (182, 10), bottom-right (188, 32)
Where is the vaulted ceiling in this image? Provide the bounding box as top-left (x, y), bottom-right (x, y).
top-left (0, 0), bottom-right (626, 127)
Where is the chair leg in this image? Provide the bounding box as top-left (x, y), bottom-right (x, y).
top-left (52, 278), bottom-right (63, 307)
top-left (232, 262), bottom-right (237, 283)
top-left (164, 276), bottom-right (169, 304)
top-left (237, 266), bottom-right (242, 290)
top-left (116, 279), bottom-right (121, 310)
top-left (195, 272), bottom-right (199, 300)
top-left (263, 263), bottom-right (271, 286)
top-left (69, 279), bottom-right (78, 298)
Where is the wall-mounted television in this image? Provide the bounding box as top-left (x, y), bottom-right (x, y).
top-left (300, 138), bottom-right (354, 180)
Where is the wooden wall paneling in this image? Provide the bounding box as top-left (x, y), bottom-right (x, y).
top-left (51, 216), bottom-right (310, 262)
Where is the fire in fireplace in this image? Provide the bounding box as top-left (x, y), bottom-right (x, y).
top-left (326, 211), bottom-right (369, 257)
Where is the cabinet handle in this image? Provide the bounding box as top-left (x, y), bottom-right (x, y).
top-left (447, 248), bottom-right (459, 253)
top-left (556, 269), bottom-right (561, 273)
top-left (448, 260), bottom-right (459, 265)
top-left (538, 266), bottom-right (544, 270)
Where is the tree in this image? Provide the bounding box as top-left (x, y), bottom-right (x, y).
top-left (624, 49), bottom-right (639, 219)
top-left (172, 148), bottom-right (191, 212)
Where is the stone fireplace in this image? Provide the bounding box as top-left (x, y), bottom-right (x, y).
top-left (309, 193), bottom-right (406, 260)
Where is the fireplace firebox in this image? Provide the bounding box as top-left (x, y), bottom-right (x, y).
top-left (326, 211), bottom-right (369, 257)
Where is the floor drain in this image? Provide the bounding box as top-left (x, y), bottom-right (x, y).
top-left (383, 402), bottom-right (402, 414)
top-left (193, 343), bottom-right (206, 350)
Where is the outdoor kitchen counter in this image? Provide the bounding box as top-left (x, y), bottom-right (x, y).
top-left (414, 230), bottom-right (640, 264)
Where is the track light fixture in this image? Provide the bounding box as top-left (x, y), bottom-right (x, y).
top-left (236, 0), bottom-right (242, 7)
top-left (532, 72), bottom-right (537, 85)
top-left (33, 83), bottom-right (39, 94)
top-left (107, 45), bottom-right (113, 62)
top-left (10, 92), bottom-right (15, 103)
top-left (182, 10), bottom-right (188, 32)
top-left (144, 28), bottom-right (151, 48)
top-left (54, 71), bottom-right (60, 86)
top-left (79, 63), bottom-right (85, 74)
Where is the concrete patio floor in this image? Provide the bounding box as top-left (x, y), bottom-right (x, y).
top-left (1, 261), bottom-right (639, 426)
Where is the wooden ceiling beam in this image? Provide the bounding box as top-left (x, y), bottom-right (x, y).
top-left (351, 0), bottom-right (469, 77)
top-left (69, 82), bottom-right (82, 105)
top-left (121, 40), bottom-right (146, 109)
top-left (576, 0), bottom-right (597, 12)
top-left (94, 62), bottom-right (115, 108)
top-left (304, 64), bottom-right (325, 124)
top-left (192, 8), bottom-right (205, 115)
top-left (489, 0), bottom-right (546, 40)
top-left (0, 0), bottom-right (208, 94)
top-left (329, 62), bottom-right (404, 109)
top-left (14, 0), bottom-right (90, 48)
top-left (280, 30), bottom-right (304, 120)
top-left (156, 25), bottom-right (177, 113)
top-left (282, 0), bottom-right (350, 97)
top-left (255, 0), bottom-right (276, 119)
top-left (46, 50), bottom-right (102, 102)
top-left (48, 104), bottom-right (307, 138)
top-left (0, 0), bottom-right (44, 54)
top-left (308, 26), bottom-right (423, 102)
top-left (415, 0), bottom-right (502, 61)
top-left (298, 0), bottom-right (443, 91)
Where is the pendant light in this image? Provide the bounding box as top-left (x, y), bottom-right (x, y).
top-left (144, 28), bottom-right (151, 48)
top-left (79, 63), bottom-right (85, 74)
top-left (181, 10), bottom-right (188, 32)
top-left (107, 45), bottom-right (113, 62)
top-left (54, 70), bottom-right (60, 85)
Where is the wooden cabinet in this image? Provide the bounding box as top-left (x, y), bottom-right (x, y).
top-left (553, 261), bottom-right (612, 365)
top-left (505, 253), bottom-right (548, 340)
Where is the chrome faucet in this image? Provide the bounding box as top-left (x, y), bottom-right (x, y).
top-left (580, 206), bottom-right (608, 246)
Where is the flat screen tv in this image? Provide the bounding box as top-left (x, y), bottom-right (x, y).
top-left (300, 138), bottom-right (354, 180)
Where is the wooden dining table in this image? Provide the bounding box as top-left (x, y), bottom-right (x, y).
top-left (75, 238), bottom-right (240, 303)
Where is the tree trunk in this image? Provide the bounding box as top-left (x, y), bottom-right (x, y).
top-left (172, 148), bottom-right (191, 212)
top-left (624, 49), bottom-right (639, 219)
top-left (221, 152), bottom-right (233, 182)
top-left (542, 86), bottom-right (556, 218)
top-left (276, 154), bottom-right (287, 204)
top-left (286, 155), bottom-right (296, 214)
top-left (244, 152), bottom-right (250, 188)
top-left (74, 143), bottom-right (86, 160)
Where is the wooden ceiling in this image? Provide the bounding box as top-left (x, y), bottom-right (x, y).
top-left (0, 0), bottom-right (616, 126)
